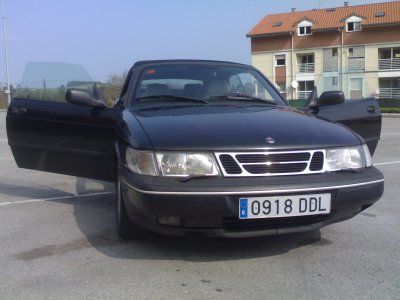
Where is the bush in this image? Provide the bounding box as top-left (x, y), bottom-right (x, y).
top-left (0, 92), bottom-right (7, 109)
top-left (381, 107), bottom-right (400, 113)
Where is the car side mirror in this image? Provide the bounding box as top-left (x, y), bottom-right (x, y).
top-left (309, 91), bottom-right (345, 108)
top-left (66, 88), bottom-right (107, 108)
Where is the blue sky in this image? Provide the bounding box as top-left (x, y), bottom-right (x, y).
top-left (3, 0), bottom-right (389, 84)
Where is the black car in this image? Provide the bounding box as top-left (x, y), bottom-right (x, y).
top-left (7, 60), bottom-right (384, 239)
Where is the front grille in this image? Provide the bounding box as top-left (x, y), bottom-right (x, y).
top-left (236, 153), bottom-right (311, 163)
top-left (242, 163), bottom-right (308, 174)
top-left (310, 151), bottom-right (324, 171)
top-left (219, 154), bottom-right (242, 174)
top-left (216, 150), bottom-right (326, 177)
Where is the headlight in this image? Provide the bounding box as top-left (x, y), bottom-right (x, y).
top-left (125, 148), bottom-right (220, 177)
top-left (126, 148), bottom-right (158, 176)
top-left (156, 152), bottom-right (219, 177)
top-left (362, 144), bottom-right (373, 168)
top-left (325, 146), bottom-right (366, 171)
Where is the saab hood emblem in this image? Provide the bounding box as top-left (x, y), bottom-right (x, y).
top-left (265, 137), bottom-right (275, 144)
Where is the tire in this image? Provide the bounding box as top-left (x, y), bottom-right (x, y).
top-left (116, 174), bottom-right (147, 239)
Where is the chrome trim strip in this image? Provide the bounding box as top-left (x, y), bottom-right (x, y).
top-left (122, 179), bottom-right (384, 196)
top-left (215, 150), bottom-right (326, 177)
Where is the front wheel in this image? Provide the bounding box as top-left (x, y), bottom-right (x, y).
top-left (116, 174), bottom-right (147, 239)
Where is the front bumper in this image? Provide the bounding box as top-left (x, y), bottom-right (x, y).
top-left (120, 167), bottom-right (384, 238)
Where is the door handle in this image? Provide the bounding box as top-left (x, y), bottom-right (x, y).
top-left (12, 106), bottom-right (28, 115)
top-left (367, 106), bottom-right (376, 113)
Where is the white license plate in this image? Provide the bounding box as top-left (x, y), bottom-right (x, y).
top-left (239, 193), bottom-right (331, 219)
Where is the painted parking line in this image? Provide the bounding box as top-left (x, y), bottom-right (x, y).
top-left (374, 161), bottom-right (400, 166)
top-left (0, 191), bottom-right (115, 207)
top-left (0, 157), bottom-right (13, 160)
top-left (381, 133), bottom-right (400, 136)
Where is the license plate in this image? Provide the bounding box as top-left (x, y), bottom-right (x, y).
top-left (239, 193), bottom-right (331, 219)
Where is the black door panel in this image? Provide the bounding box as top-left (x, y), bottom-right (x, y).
top-left (314, 98), bottom-right (381, 155)
top-left (7, 98), bottom-right (121, 181)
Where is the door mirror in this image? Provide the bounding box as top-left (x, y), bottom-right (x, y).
top-left (66, 88), bottom-right (107, 108)
top-left (309, 91), bottom-right (345, 107)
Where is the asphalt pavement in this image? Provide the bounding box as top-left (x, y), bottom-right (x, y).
top-left (0, 110), bottom-right (399, 299)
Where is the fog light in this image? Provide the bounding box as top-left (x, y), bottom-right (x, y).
top-left (157, 217), bottom-right (181, 226)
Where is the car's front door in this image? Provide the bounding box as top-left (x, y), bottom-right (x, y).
top-left (6, 62), bottom-right (122, 182)
top-left (7, 98), bottom-right (120, 181)
top-left (314, 98), bottom-right (381, 155)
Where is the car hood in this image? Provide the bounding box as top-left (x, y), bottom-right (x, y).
top-left (131, 105), bottom-right (360, 151)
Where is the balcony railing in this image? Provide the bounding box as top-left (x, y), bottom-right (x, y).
top-left (297, 63), bottom-right (315, 73)
top-left (379, 88), bottom-right (400, 99)
top-left (379, 58), bottom-right (400, 70)
top-left (298, 91), bottom-right (312, 100)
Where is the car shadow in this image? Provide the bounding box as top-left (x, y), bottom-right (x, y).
top-left (2, 179), bottom-right (326, 262)
top-left (0, 182), bottom-right (73, 199)
top-left (67, 178), bottom-right (325, 262)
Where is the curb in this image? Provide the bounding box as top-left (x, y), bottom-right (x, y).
top-left (382, 113), bottom-right (400, 118)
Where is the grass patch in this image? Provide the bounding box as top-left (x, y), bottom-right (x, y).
top-left (381, 107), bottom-right (400, 113)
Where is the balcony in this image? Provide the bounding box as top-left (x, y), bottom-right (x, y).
top-left (379, 58), bottom-right (400, 70)
top-left (379, 88), bottom-right (400, 99)
top-left (298, 91), bottom-right (312, 100)
top-left (297, 63), bottom-right (315, 73)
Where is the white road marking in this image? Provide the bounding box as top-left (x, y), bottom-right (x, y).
top-left (375, 161), bottom-right (400, 166)
top-left (0, 157), bottom-right (13, 160)
top-left (381, 133), bottom-right (400, 136)
top-left (0, 191), bottom-right (115, 207)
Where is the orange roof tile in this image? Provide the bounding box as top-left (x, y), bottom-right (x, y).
top-left (248, 1), bottom-right (400, 37)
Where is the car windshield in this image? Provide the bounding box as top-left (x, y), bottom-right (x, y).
top-left (133, 64), bottom-right (285, 106)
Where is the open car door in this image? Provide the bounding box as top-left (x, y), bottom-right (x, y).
top-left (306, 91), bottom-right (381, 155)
top-left (6, 62), bottom-right (121, 182)
top-left (7, 98), bottom-right (120, 181)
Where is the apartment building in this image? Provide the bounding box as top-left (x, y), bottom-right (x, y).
top-left (247, 1), bottom-right (400, 100)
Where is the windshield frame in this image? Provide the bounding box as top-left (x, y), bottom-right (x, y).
top-left (127, 61), bottom-right (288, 108)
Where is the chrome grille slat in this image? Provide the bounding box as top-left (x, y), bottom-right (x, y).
top-left (236, 153), bottom-right (311, 163)
top-left (215, 150), bottom-right (326, 177)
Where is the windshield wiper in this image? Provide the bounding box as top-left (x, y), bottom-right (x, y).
top-left (207, 93), bottom-right (277, 105)
top-left (136, 95), bottom-right (209, 104)
top-left (180, 174), bottom-right (218, 182)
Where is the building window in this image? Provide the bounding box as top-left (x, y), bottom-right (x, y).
top-left (348, 46), bottom-right (365, 71)
top-left (297, 54), bottom-right (315, 73)
top-left (379, 78), bottom-right (400, 99)
top-left (297, 20), bottom-right (313, 36)
top-left (298, 81), bottom-right (314, 99)
top-left (275, 55), bottom-right (286, 66)
top-left (350, 77), bottom-right (363, 99)
top-left (298, 26), bottom-right (312, 36)
top-left (378, 47), bottom-right (400, 70)
top-left (323, 76), bottom-right (339, 91)
top-left (276, 82), bottom-right (286, 93)
top-left (346, 15), bottom-right (362, 32)
top-left (332, 48), bottom-right (338, 57)
top-left (276, 82), bottom-right (286, 99)
top-left (347, 21), bottom-right (361, 32)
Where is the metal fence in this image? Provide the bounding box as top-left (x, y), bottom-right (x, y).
top-left (286, 98), bottom-right (400, 109)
